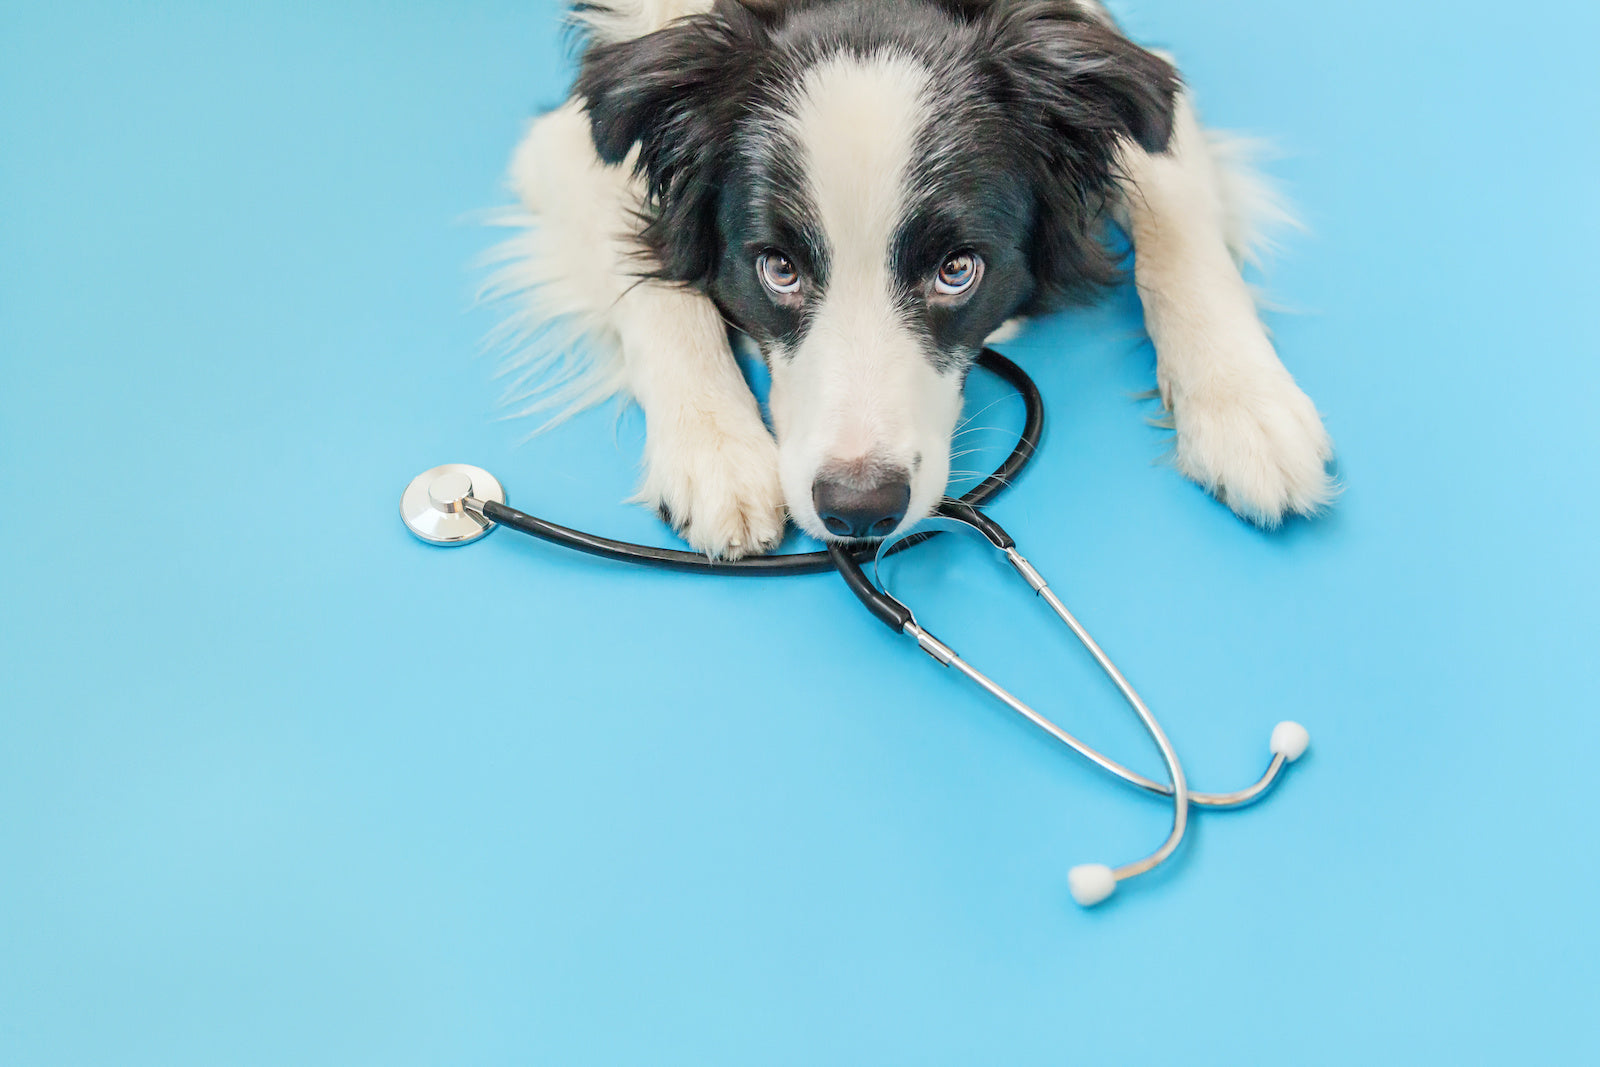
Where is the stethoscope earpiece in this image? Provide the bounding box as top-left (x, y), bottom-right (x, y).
top-left (1271, 721), bottom-right (1312, 762)
top-left (1069, 865), bottom-right (1119, 908)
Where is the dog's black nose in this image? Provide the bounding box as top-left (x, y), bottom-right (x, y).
top-left (812, 468), bottom-right (911, 539)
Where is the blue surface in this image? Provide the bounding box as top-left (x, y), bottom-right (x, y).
top-left (4, 0), bottom-right (1597, 1062)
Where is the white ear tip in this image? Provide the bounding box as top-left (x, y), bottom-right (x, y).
top-left (1271, 721), bottom-right (1311, 761)
top-left (1069, 864), bottom-right (1117, 907)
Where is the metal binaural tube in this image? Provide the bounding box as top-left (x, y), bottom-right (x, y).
top-left (887, 526), bottom-right (1308, 904)
top-left (891, 532), bottom-right (1296, 810)
top-left (1010, 555), bottom-right (1188, 882)
top-left (902, 622), bottom-right (1292, 809)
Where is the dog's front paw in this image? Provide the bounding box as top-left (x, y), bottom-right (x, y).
top-left (1168, 367), bottom-right (1335, 528)
top-left (635, 411), bottom-right (787, 559)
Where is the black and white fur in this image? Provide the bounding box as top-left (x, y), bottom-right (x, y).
top-left (490, 0), bottom-right (1333, 557)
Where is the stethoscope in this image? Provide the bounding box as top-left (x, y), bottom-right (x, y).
top-left (399, 349), bottom-right (1310, 907)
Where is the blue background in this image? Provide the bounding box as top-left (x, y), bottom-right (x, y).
top-left (3, 0), bottom-right (1596, 1062)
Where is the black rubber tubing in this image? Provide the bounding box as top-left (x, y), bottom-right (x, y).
top-left (477, 347), bottom-right (1044, 580)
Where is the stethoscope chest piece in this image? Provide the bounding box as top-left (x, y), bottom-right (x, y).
top-left (401, 463), bottom-right (504, 545)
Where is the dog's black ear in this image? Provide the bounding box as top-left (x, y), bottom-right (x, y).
top-left (575, 0), bottom-right (768, 284)
top-left (987, 1), bottom-right (1179, 154)
top-left (982, 1), bottom-right (1180, 309)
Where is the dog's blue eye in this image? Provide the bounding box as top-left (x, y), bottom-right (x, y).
top-left (758, 252), bottom-right (801, 296)
top-left (934, 252), bottom-right (982, 297)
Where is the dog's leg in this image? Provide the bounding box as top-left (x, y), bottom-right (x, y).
top-left (612, 283), bottom-right (787, 557)
top-left (1119, 92), bottom-right (1334, 526)
top-left (508, 102), bottom-right (785, 558)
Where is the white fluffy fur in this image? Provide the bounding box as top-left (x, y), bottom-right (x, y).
top-left (482, 101), bottom-right (632, 430)
top-left (491, 4), bottom-right (1333, 555)
top-left (1204, 130), bottom-right (1303, 269)
top-left (568, 0), bottom-right (713, 44)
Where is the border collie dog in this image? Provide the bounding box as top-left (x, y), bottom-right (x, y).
top-left (495, 0), bottom-right (1333, 557)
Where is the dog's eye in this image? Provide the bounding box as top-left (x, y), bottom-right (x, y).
top-left (758, 251), bottom-right (802, 296)
top-left (933, 252), bottom-right (982, 297)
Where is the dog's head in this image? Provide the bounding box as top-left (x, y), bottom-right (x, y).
top-left (577, 0), bottom-right (1177, 540)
